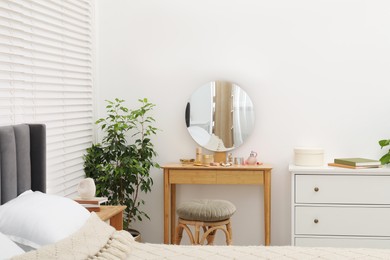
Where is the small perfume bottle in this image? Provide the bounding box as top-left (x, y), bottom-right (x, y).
top-left (227, 153), bottom-right (233, 164)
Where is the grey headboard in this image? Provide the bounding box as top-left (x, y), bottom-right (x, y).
top-left (0, 124), bottom-right (46, 204)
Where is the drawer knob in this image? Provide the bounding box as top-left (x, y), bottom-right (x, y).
top-left (314, 219), bottom-right (319, 224)
top-left (314, 187), bottom-right (319, 192)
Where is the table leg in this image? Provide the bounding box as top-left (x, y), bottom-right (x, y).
top-left (110, 211), bottom-right (123, 231)
top-left (170, 184), bottom-right (176, 244)
top-left (163, 169), bottom-right (170, 244)
top-left (264, 169), bottom-right (271, 246)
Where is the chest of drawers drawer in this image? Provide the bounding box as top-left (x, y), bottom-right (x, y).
top-left (295, 206), bottom-right (390, 236)
top-left (295, 174), bottom-right (390, 204)
top-left (295, 237), bottom-right (390, 248)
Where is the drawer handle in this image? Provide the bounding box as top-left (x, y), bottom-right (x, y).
top-left (314, 219), bottom-right (319, 224)
top-left (314, 187), bottom-right (319, 192)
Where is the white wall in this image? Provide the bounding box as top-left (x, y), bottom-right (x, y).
top-left (97, 0), bottom-right (390, 245)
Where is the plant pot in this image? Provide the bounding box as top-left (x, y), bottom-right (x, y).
top-left (128, 228), bottom-right (141, 242)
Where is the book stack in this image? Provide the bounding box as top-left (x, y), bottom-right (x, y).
top-left (73, 197), bottom-right (108, 212)
top-left (328, 158), bottom-right (381, 169)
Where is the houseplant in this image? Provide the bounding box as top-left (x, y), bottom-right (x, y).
top-left (83, 98), bottom-right (160, 230)
top-left (379, 139), bottom-right (390, 165)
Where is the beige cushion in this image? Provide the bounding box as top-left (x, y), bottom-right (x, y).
top-left (177, 199), bottom-right (236, 221)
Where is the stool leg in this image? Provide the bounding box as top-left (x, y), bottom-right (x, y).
top-left (200, 226), bottom-right (216, 245)
top-left (201, 226), bottom-right (209, 245)
top-left (202, 226), bottom-right (207, 234)
top-left (206, 226), bottom-right (216, 245)
top-left (200, 226), bottom-right (219, 245)
top-left (226, 221), bottom-right (232, 245)
top-left (195, 224), bottom-right (200, 245)
top-left (182, 224), bottom-right (196, 245)
top-left (175, 225), bottom-right (184, 245)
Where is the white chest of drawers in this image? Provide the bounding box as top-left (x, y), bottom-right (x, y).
top-left (290, 165), bottom-right (390, 248)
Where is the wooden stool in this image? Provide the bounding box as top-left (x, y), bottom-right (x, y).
top-left (175, 199), bottom-right (236, 245)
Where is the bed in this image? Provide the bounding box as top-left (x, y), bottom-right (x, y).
top-left (1, 124), bottom-right (390, 259)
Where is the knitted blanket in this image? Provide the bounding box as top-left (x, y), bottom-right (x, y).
top-left (12, 212), bottom-right (133, 260)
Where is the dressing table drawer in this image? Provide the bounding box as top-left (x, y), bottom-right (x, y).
top-left (169, 169), bottom-right (264, 184)
top-left (217, 171), bottom-right (263, 184)
top-left (170, 170), bottom-right (216, 184)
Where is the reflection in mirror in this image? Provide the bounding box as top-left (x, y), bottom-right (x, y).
top-left (186, 81), bottom-right (255, 152)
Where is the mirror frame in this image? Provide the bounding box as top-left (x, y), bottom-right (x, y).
top-left (185, 81), bottom-right (255, 152)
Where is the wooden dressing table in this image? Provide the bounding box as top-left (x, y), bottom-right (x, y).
top-left (162, 163), bottom-right (272, 245)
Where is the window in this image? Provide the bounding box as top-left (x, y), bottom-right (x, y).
top-left (0, 0), bottom-right (94, 196)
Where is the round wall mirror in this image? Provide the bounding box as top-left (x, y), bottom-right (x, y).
top-left (185, 81), bottom-right (255, 152)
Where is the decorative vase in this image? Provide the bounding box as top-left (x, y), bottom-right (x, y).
top-left (246, 151), bottom-right (258, 165)
top-left (128, 228), bottom-right (142, 242)
top-left (77, 178), bottom-right (96, 199)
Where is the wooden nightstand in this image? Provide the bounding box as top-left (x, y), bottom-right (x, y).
top-left (96, 205), bottom-right (126, 230)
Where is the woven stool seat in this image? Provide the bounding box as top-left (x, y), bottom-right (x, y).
top-left (177, 199), bottom-right (236, 222)
top-left (175, 199), bottom-right (236, 245)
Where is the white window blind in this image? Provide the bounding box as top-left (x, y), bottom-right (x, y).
top-left (0, 0), bottom-right (94, 196)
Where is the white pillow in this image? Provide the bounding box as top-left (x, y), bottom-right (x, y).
top-left (0, 190), bottom-right (90, 249)
top-left (0, 232), bottom-right (25, 259)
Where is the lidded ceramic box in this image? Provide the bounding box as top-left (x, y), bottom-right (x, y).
top-left (294, 147), bottom-right (324, 166)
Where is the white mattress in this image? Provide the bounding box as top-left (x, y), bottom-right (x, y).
top-left (129, 242), bottom-right (390, 260)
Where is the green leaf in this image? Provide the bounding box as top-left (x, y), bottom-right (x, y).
top-left (380, 151), bottom-right (390, 165)
top-left (379, 139), bottom-right (390, 148)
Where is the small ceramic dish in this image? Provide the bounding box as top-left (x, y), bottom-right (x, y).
top-left (180, 159), bottom-right (195, 165)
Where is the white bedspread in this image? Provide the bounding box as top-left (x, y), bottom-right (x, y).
top-left (129, 243), bottom-right (390, 260)
top-left (12, 213), bottom-right (390, 260)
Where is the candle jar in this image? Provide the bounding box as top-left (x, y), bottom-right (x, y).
top-left (202, 154), bottom-right (214, 165)
top-left (195, 147), bottom-right (202, 164)
top-left (234, 157), bottom-right (244, 165)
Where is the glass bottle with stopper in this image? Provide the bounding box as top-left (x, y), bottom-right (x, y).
top-left (246, 151), bottom-right (258, 165)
